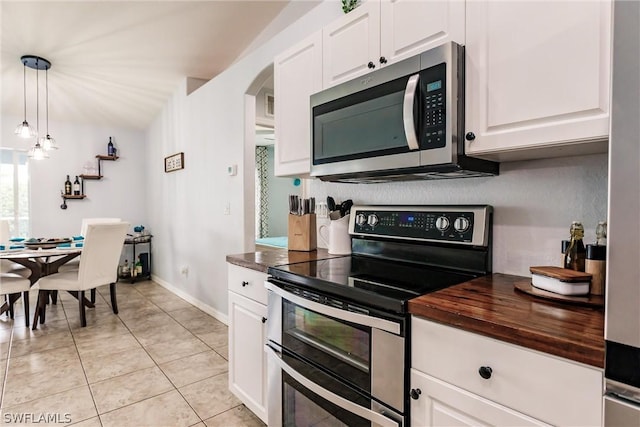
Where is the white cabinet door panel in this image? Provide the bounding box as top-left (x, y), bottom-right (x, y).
top-left (465, 0), bottom-right (611, 159)
top-left (228, 291), bottom-right (268, 423)
top-left (322, 1), bottom-right (381, 88)
top-left (274, 31), bottom-right (322, 176)
top-left (380, 0), bottom-right (465, 64)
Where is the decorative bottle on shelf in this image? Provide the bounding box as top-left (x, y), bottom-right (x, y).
top-left (64, 175), bottom-right (72, 196)
top-left (563, 221), bottom-right (586, 272)
top-left (586, 221), bottom-right (607, 296)
top-left (73, 176), bottom-right (81, 195)
top-left (107, 137), bottom-right (115, 157)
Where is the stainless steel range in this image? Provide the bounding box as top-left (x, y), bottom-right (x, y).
top-left (266, 205), bottom-right (493, 427)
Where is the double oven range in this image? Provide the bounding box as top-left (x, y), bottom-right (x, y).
top-left (266, 205), bottom-right (493, 426)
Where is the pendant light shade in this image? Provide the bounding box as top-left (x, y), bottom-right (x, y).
top-left (14, 62), bottom-right (36, 138)
top-left (28, 141), bottom-right (49, 159)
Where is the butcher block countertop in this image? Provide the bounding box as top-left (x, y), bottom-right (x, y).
top-left (226, 247), bottom-right (344, 273)
top-left (408, 273), bottom-right (605, 368)
top-left (226, 249), bottom-right (605, 369)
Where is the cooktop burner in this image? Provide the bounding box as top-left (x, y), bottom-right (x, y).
top-left (268, 255), bottom-right (477, 313)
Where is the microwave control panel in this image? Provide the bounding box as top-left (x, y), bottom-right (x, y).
top-left (420, 62), bottom-right (447, 150)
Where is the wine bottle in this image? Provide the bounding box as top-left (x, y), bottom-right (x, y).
top-left (73, 176), bottom-right (81, 195)
top-left (107, 137), bottom-right (114, 156)
top-left (64, 175), bottom-right (72, 195)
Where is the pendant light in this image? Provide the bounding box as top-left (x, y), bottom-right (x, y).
top-left (27, 57), bottom-right (49, 159)
top-left (14, 60), bottom-right (35, 138)
top-left (40, 67), bottom-right (58, 150)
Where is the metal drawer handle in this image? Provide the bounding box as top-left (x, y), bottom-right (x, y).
top-left (410, 388), bottom-right (422, 400)
top-left (478, 366), bottom-right (492, 379)
top-left (241, 281), bottom-right (249, 287)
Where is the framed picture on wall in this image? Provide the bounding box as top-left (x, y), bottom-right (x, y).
top-left (164, 152), bottom-right (184, 173)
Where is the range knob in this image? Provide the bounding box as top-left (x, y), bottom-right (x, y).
top-left (435, 216), bottom-right (450, 232)
top-left (367, 214), bottom-right (379, 227)
top-left (355, 213), bottom-right (367, 226)
top-left (454, 217), bottom-right (470, 233)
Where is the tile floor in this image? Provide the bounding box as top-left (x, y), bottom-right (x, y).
top-left (0, 280), bottom-right (265, 427)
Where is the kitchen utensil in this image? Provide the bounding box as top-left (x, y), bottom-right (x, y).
top-left (318, 214), bottom-right (351, 254)
top-left (327, 196), bottom-right (336, 212)
top-left (339, 199), bottom-right (353, 217)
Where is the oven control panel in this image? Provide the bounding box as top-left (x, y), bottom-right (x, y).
top-left (349, 205), bottom-right (492, 247)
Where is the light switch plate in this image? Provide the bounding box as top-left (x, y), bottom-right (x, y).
top-left (227, 164), bottom-right (237, 176)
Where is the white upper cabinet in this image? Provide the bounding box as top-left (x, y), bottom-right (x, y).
top-left (274, 31), bottom-right (322, 177)
top-left (464, 0), bottom-right (612, 161)
top-left (323, 0), bottom-right (465, 88)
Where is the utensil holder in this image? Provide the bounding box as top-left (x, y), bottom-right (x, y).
top-left (288, 214), bottom-right (317, 251)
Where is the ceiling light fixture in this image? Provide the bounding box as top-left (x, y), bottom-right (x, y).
top-left (20, 56), bottom-right (51, 159)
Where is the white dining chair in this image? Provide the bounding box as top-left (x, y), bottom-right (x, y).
top-left (0, 219), bottom-right (28, 277)
top-left (57, 217), bottom-right (122, 274)
top-left (33, 222), bottom-right (129, 328)
top-left (0, 272), bottom-right (31, 326)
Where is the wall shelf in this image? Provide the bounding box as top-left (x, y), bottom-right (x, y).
top-left (60, 151), bottom-right (118, 209)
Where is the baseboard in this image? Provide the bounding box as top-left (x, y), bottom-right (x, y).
top-left (150, 274), bottom-right (228, 325)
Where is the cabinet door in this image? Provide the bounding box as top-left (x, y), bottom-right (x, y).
top-left (228, 291), bottom-right (268, 423)
top-left (322, 0), bottom-right (381, 88)
top-left (410, 369), bottom-right (550, 427)
top-left (380, 0), bottom-right (465, 65)
top-left (274, 31), bottom-right (322, 177)
top-left (465, 1), bottom-right (611, 161)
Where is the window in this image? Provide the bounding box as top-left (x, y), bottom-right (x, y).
top-left (0, 148), bottom-right (29, 237)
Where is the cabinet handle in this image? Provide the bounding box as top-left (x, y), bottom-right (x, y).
top-left (262, 317), bottom-right (267, 324)
top-left (241, 281), bottom-right (249, 287)
top-left (410, 388), bottom-right (422, 400)
top-left (478, 366), bottom-right (493, 379)
top-left (368, 61), bottom-right (376, 69)
top-left (465, 132), bottom-right (476, 141)
top-left (379, 56), bottom-right (387, 64)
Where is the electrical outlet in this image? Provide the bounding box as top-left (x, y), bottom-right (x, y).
top-left (316, 202), bottom-right (328, 218)
top-left (181, 266), bottom-right (189, 276)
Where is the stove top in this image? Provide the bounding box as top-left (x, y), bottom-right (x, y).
top-left (268, 205), bottom-right (493, 314)
top-left (268, 255), bottom-right (478, 313)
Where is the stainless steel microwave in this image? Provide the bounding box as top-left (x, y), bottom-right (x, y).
top-left (310, 42), bottom-right (498, 182)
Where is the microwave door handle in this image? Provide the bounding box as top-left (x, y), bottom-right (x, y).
top-left (403, 73), bottom-right (420, 151)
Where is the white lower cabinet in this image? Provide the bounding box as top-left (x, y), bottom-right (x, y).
top-left (411, 316), bottom-right (603, 427)
top-left (227, 264), bottom-right (268, 423)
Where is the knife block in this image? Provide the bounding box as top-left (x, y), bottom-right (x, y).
top-left (288, 214), bottom-right (317, 251)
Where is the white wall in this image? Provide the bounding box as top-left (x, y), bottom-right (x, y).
top-left (145, 0), bottom-right (608, 319)
top-left (1, 114), bottom-right (147, 237)
top-left (145, 1), bottom-right (342, 320)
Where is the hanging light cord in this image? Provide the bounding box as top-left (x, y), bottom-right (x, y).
top-left (22, 63), bottom-right (27, 120)
top-left (45, 68), bottom-right (49, 135)
top-left (36, 59), bottom-right (40, 136)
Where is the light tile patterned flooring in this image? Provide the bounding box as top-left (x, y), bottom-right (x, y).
top-left (0, 280), bottom-right (265, 427)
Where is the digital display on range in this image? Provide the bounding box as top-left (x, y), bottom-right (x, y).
top-left (400, 214), bottom-right (415, 223)
top-left (427, 80), bottom-right (442, 92)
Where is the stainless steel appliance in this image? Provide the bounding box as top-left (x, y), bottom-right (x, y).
top-left (604, 0), bottom-right (640, 423)
top-left (266, 205), bottom-right (493, 426)
top-left (310, 42), bottom-right (498, 183)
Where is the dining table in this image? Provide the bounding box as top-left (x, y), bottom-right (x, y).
top-left (0, 246), bottom-right (92, 328)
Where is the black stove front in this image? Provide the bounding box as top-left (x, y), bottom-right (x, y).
top-left (266, 205), bottom-right (493, 427)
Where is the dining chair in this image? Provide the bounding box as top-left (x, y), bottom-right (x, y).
top-left (0, 219), bottom-right (28, 277)
top-left (33, 222), bottom-right (129, 328)
top-left (58, 217), bottom-right (122, 273)
top-left (0, 273), bottom-right (31, 326)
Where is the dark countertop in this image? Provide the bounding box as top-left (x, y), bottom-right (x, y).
top-left (226, 250), bottom-right (605, 368)
top-left (408, 273), bottom-right (605, 368)
top-left (226, 247), bottom-right (344, 273)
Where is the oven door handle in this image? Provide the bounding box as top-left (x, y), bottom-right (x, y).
top-left (267, 346), bottom-right (402, 427)
top-left (265, 281), bottom-right (401, 335)
top-left (403, 73), bottom-right (420, 151)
